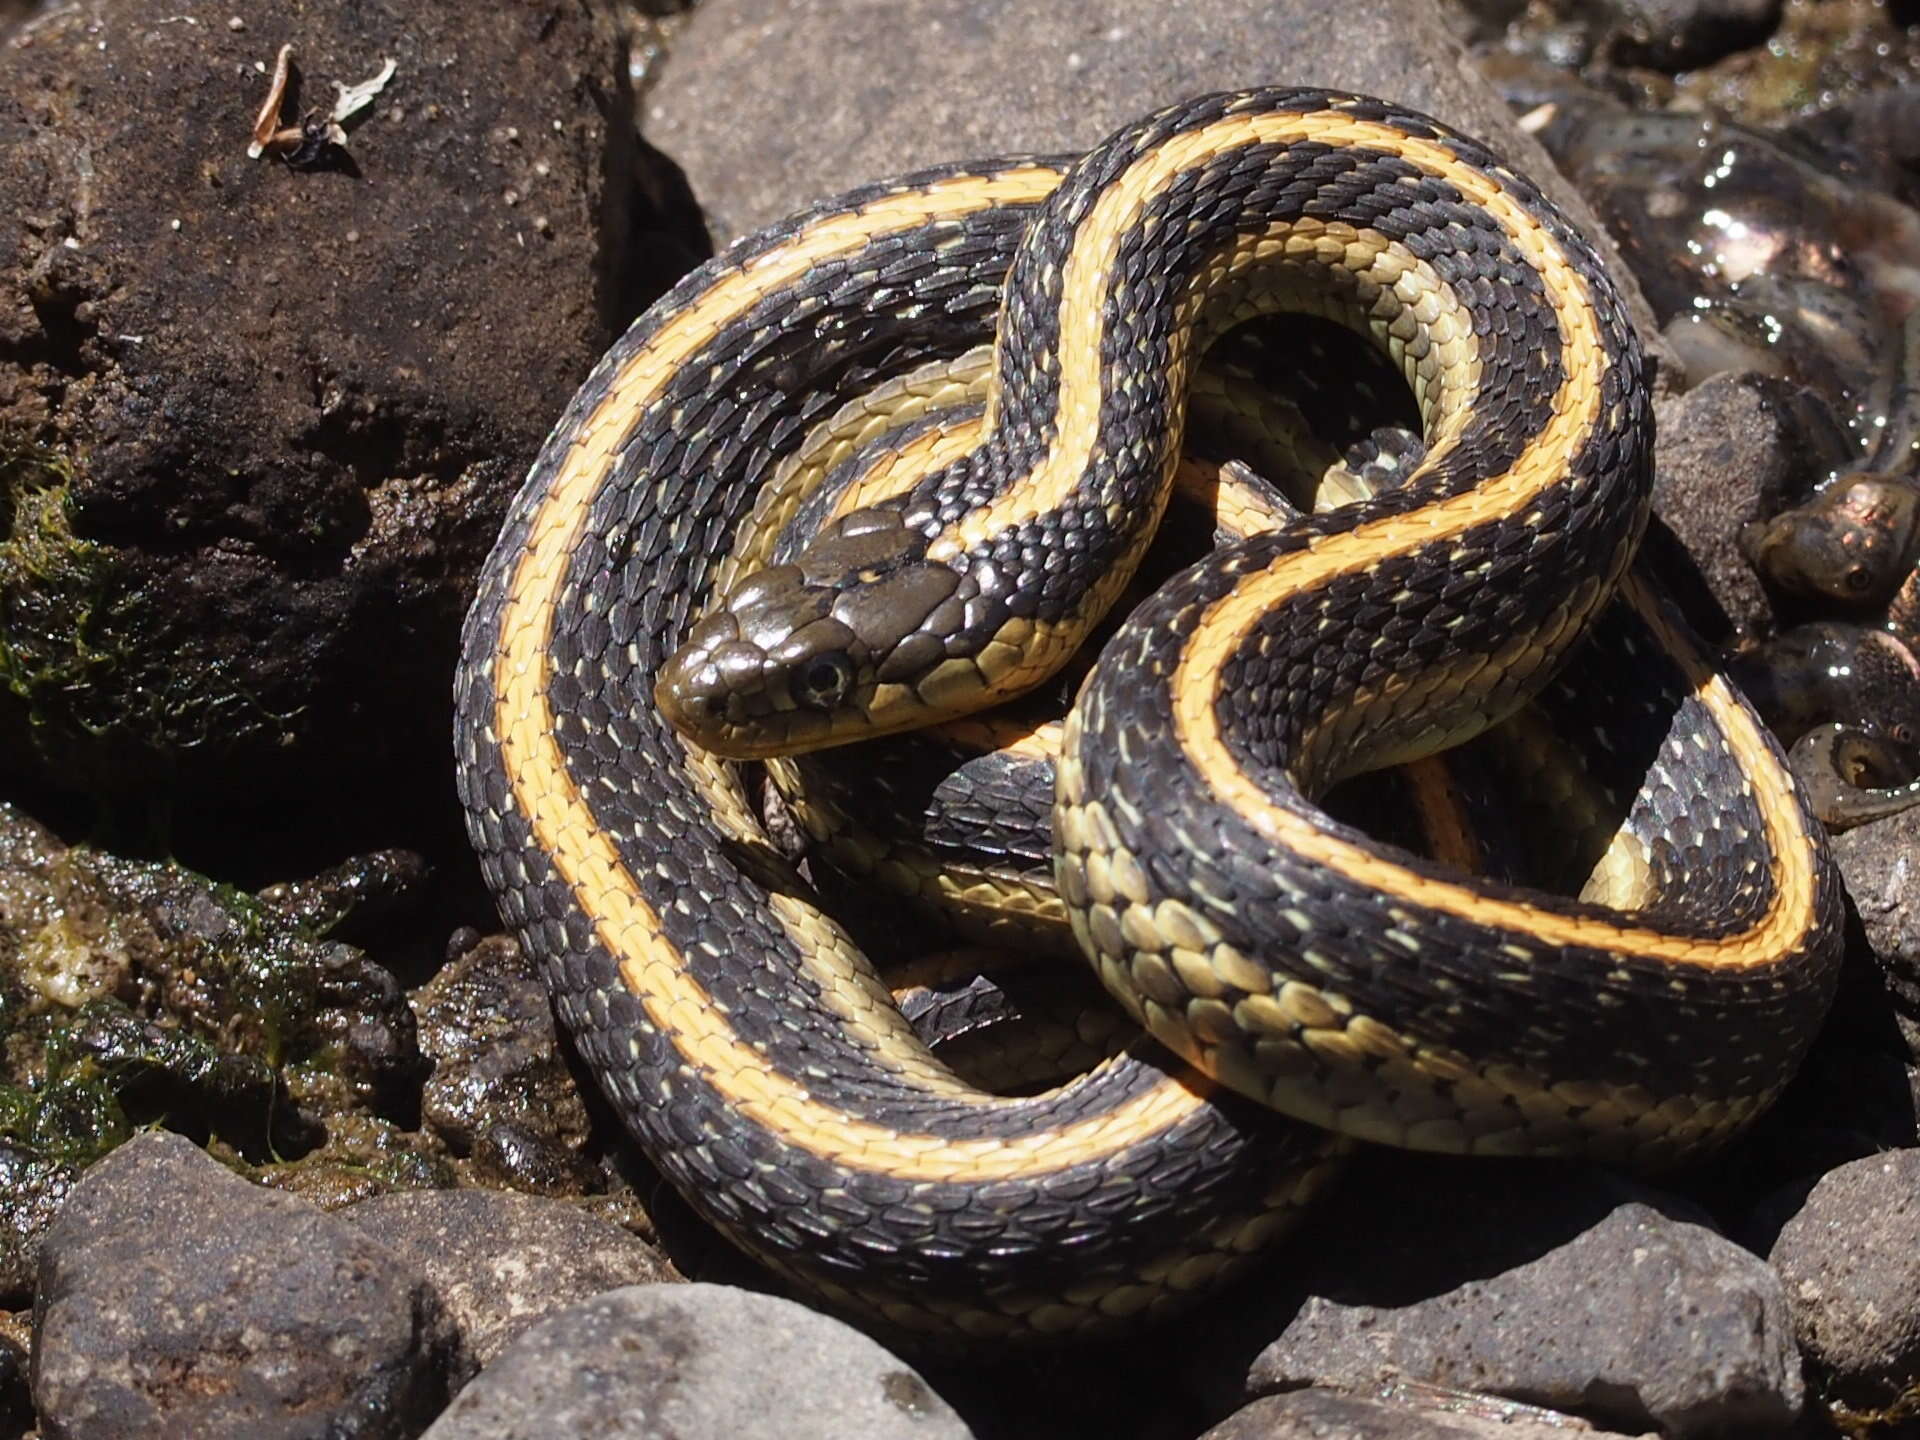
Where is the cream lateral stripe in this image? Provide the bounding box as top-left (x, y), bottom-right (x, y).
top-left (724, 344), bottom-right (1006, 587)
top-left (496, 172), bottom-right (1217, 1180)
top-left (820, 400), bottom-right (1306, 768)
top-left (835, 218), bottom-right (1460, 531)
top-left (1199, 462), bottom-right (1292, 535)
top-left (928, 110), bottom-right (1550, 563)
top-left (928, 713), bottom-right (1063, 763)
top-left (1172, 560), bottom-right (1819, 967)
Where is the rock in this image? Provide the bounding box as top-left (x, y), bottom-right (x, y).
top-left (643, 0), bottom-right (1669, 368)
top-left (414, 934), bottom-right (597, 1194)
top-left (1787, 85), bottom-right (1920, 210)
top-left (1509, 77), bottom-right (1917, 482)
top-left (1768, 1149), bottom-right (1920, 1410)
top-left (1670, 0), bottom-right (1920, 130)
top-left (256, 850), bottom-right (431, 948)
top-left (1201, 1389), bottom-right (1655, 1439)
top-left (0, 1146), bottom-right (74, 1305)
top-left (1721, 1035), bottom-right (1920, 1243)
top-left (0, 1308), bottom-right (31, 1437)
top-left (31, 1130), bottom-right (455, 1439)
top-left (1649, 371), bottom-right (1855, 645)
top-left (253, 1112), bottom-right (455, 1209)
top-left (0, 0), bottom-right (636, 857)
top-left (0, 801), bottom-right (450, 1268)
top-left (1830, 806), bottom-right (1920, 1035)
top-left (420, 1283), bottom-right (971, 1440)
top-left (343, 1188), bottom-right (678, 1382)
top-left (1597, 0), bottom-right (1782, 72)
top-left (1190, 1154), bottom-right (1803, 1439)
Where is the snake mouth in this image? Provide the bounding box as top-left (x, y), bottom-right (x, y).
top-left (652, 594), bottom-right (849, 758)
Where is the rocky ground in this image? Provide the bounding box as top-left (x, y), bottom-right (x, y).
top-left (1, 0), bottom-right (1919, 1436)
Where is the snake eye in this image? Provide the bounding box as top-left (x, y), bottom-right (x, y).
top-left (796, 652), bottom-right (854, 711)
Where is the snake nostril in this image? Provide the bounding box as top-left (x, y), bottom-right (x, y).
top-left (654, 636), bottom-right (776, 741)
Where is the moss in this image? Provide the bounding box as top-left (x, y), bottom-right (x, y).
top-left (0, 1023), bottom-right (131, 1169)
top-left (1828, 1384), bottom-right (1920, 1438)
top-left (0, 998), bottom-right (289, 1166)
top-left (0, 444), bottom-right (137, 739)
top-left (0, 818), bottom-right (420, 1171)
top-left (0, 438), bottom-right (303, 799)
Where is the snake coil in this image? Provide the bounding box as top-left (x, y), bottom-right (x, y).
top-left (456, 89), bottom-right (1842, 1339)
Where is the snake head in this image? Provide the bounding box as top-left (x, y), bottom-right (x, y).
top-left (654, 507), bottom-right (972, 758)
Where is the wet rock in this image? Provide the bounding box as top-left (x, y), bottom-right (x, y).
top-left (1672, 0), bottom-right (1920, 126)
top-left (257, 850), bottom-right (431, 948)
top-left (0, 1147), bottom-right (69, 1305)
top-left (415, 934), bottom-right (596, 1193)
top-left (1788, 84), bottom-right (1920, 210)
top-left (0, 804), bottom-right (139, 1016)
top-left (0, 802), bottom-right (430, 1175)
top-left (0, 801), bottom-right (453, 1279)
top-left (288, 940), bottom-right (429, 1114)
top-left (0, 0), bottom-right (636, 860)
top-left (1729, 623), bottom-right (1920, 751)
top-left (644, 0), bottom-right (1668, 364)
top-left (1769, 1149), bottom-right (1920, 1411)
top-left (1190, 1154), bottom-right (1802, 1439)
top-left (1497, 0), bottom-right (1783, 73)
top-left (1650, 371), bottom-right (1849, 643)
top-left (0, 1310), bottom-right (27, 1439)
top-left (1200, 1389), bottom-right (1655, 1439)
top-left (1602, 0), bottom-right (1782, 71)
top-left (1513, 81), bottom-right (1920, 476)
top-left (254, 1112), bottom-right (455, 1210)
top-left (420, 1282), bottom-right (970, 1440)
top-left (344, 1188), bottom-right (677, 1382)
top-left (31, 1130), bottom-right (455, 1439)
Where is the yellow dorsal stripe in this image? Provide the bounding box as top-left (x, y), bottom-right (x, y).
top-left (1171, 566), bottom-right (1819, 968)
top-left (927, 110), bottom-right (1589, 564)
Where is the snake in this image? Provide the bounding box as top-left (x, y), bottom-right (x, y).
top-left (455, 89), bottom-right (1844, 1341)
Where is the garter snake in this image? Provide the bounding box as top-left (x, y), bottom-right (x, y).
top-left (455, 89), bottom-right (1843, 1339)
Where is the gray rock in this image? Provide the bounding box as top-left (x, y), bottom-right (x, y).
top-left (1191, 1156), bottom-right (1802, 1439)
top-left (420, 1282), bottom-right (970, 1440)
top-left (344, 1188), bottom-right (678, 1382)
top-left (1201, 1389), bottom-right (1654, 1439)
top-left (1831, 807), bottom-right (1920, 1039)
top-left (1769, 1149), bottom-right (1920, 1409)
top-left (643, 0), bottom-right (1668, 368)
top-left (31, 1130), bottom-right (454, 1440)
